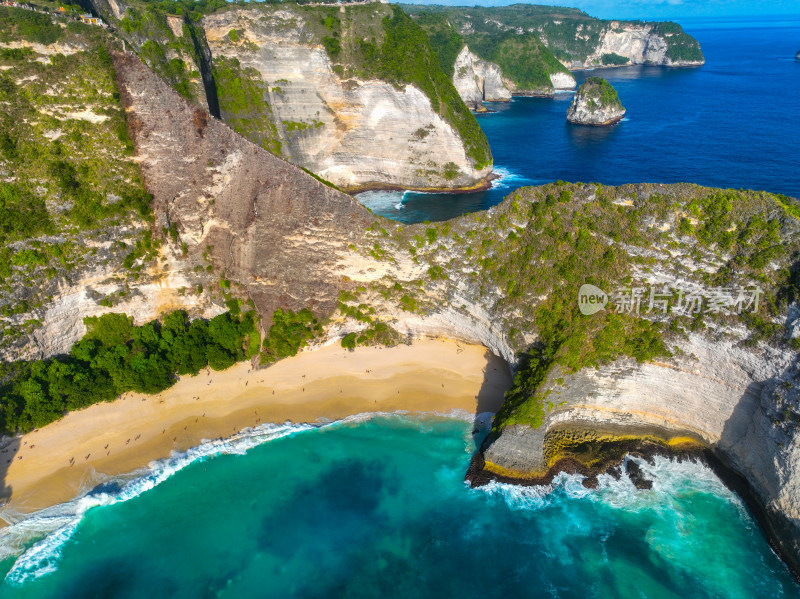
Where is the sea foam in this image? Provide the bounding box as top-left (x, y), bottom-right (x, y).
top-left (477, 455), bottom-right (743, 514)
top-left (0, 411), bottom-right (473, 585)
top-left (0, 422), bottom-right (313, 585)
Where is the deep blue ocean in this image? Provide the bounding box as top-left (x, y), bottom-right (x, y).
top-left (358, 15), bottom-right (800, 223)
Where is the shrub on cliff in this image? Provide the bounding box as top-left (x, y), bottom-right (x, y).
top-left (261, 308), bottom-right (321, 364)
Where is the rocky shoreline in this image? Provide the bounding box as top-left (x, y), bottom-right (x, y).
top-left (345, 172), bottom-right (499, 196)
top-left (466, 429), bottom-right (800, 581)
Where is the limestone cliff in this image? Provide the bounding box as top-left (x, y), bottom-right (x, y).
top-left (201, 5), bottom-right (491, 192)
top-left (406, 5), bottom-right (703, 100)
top-left (566, 77), bottom-right (625, 125)
top-left (452, 46), bottom-right (511, 110)
top-left (411, 7), bottom-right (574, 98)
top-left (87, 1), bottom-right (492, 192)
top-left (573, 21), bottom-right (705, 69)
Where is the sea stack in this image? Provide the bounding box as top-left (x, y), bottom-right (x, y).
top-left (566, 77), bottom-right (626, 126)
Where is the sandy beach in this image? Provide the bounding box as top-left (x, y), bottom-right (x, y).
top-left (0, 338), bottom-right (510, 520)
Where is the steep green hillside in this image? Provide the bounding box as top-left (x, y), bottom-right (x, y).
top-left (404, 4), bottom-right (703, 69)
top-left (578, 77), bottom-right (624, 111)
top-left (352, 181), bottom-right (798, 431)
top-left (410, 7), bottom-right (570, 93)
top-left (0, 7), bottom-right (153, 352)
top-left (91, 0), bottom-right (221, 109)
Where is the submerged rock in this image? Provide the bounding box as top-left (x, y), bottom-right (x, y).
top-left (566, 77), bottom-right (626, 126)
top-left (796, 50), bottom-right (800, 60)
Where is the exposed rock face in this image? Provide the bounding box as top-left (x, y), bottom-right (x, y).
top-left (201, 7), bottom-right (491, 193)
top-left (566, 77), bottom-right (625, 125)
top-left (113, 51), bottom-right (372, 331)
top-left (560, 22), bottom-right (705, 69)
top-left (452, 46), bottom-right (511, 110)
top-left (549, 71), bottom-right (576, 91)
top-left (472, 332), bottom-right (800, 575)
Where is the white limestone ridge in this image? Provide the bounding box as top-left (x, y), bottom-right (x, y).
top-left (202, 9), bottom-right (491, 192)
top-left (452, 45), bottom-right (512, 110)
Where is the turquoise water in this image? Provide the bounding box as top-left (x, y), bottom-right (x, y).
top-left (1, 414), bottom-right (798, 598)
top-left (358, 16), bottom-right (800, 223)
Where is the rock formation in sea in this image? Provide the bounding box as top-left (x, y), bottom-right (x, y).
top-left (566, 77), bottom-right (626, 125)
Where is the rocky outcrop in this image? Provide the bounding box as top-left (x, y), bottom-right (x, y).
top-left (549, 71), bottom-right (576, 92)
top-left (470, 332), bottom-right (800, 576)
top-left (452, 46), bottom-right (511, 110)
top-left (575, 22), bottom-right (705, 68)
top-left (566, 77), bottom-right (625, 125)
top-left (796, 50), bottom-right (800, 61)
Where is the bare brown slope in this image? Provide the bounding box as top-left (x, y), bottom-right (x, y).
top-left (113, 51), bottom-right (372, 325)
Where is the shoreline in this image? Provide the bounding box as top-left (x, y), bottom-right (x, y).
top-left (0, 338), bottom-right (511, 521)
top-left (344, 172), bottom-right (497, 196)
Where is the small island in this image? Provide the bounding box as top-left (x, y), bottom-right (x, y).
top-left (566, 77), bottom-right (626, 126)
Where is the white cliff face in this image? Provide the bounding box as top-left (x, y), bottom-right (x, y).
top-left (452, 45), bottom-right (512, 110)
top-left (549, 71), bottom-right (576, 91)
top-left (582, 24), bottom-right (704, 68)
top-left (202, 10), bottom-right (491, 192)
top-left (481, 331), bottom-right (800, 572)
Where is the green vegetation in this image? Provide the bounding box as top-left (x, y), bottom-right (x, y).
top-left (601, 53), bottom-right (628, 66)
top-left (311, 4), bottom-right (490, 169)
top-left (213, 56), bottom-right (281, 155)
top-left (412, 12), bottom-right (464, 77)
top-left (0, 7), bottom-right (63, 45)
top-left (404, 4), bottom-right (703, 68)
top-left (580, 77), bottom-right (623, 110)
top-left (379, 181), bottom-right (798, 434)
top-left (0, 310), bottom-right (258, 433)
top-left (261, 308), bottom-right (321, 363)
top-left (117, 3), bottom-right (209, 105)
top-left (0, 7), bottom-right (154, 348)
top-left (496, 313), bottom-right (669, 430)
top-left (655, 22), bottom-right (704, 63)
top-left (412, 7), bottom-right (569, 93)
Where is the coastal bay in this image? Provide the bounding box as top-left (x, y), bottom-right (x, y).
top-left (0, 339), bottom-right (510, 519)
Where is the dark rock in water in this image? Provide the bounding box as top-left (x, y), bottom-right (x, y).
top-left (625, 459), bottom-right (653, 490)
top-left (796, 50), bottom-right (800, 61)
top-left (606, 465), bottom-right (623, 480)
top-left (582, 475), bottom-right (599, 489)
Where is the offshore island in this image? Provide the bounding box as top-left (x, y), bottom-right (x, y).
top-left (1, 0), bottom-right (799, 588)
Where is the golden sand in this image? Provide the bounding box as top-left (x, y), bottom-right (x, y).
top-left (0, 338), bottom-right (510, 520)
